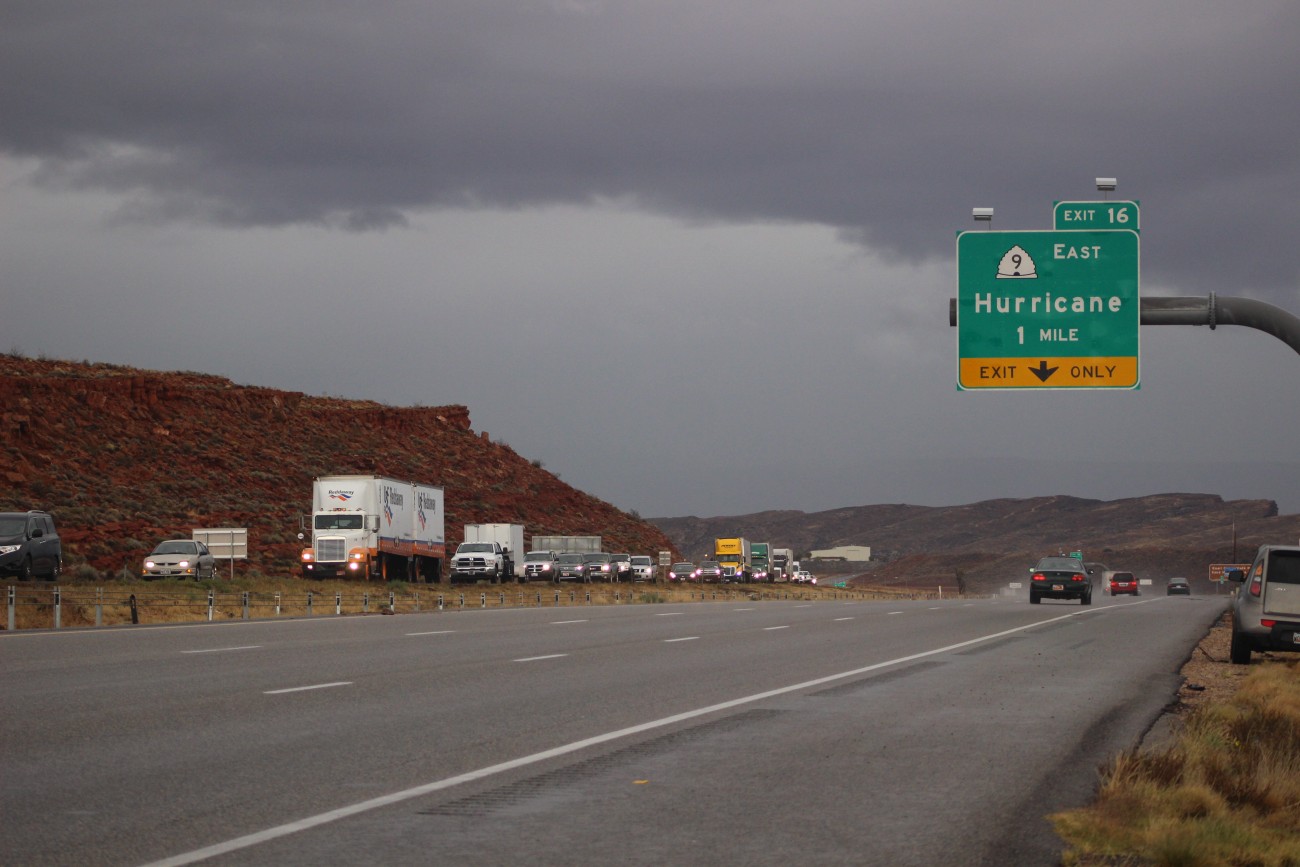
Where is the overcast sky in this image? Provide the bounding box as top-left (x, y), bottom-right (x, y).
top-left (3, 1), bottom-right (1298, 518)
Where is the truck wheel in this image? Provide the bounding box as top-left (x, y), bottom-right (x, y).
top-left (1229, 623), bottom-right (1252, 665)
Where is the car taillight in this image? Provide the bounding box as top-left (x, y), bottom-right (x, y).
top-left (1250, 576), bottom-right (1263, 597)
top-left (1031, 573), bottom-right (1046, 582)
top-left (1071, 574), bottom-right (1084, 582)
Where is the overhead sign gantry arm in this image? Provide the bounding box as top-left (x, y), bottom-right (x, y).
top-left (950, 294), bottom-right (1300, 357)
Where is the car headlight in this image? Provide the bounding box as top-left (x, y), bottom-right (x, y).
top-left (0, 545), bottom-right (20, 555)
top-left (145, 560), bottom-right (156, 568)
top-left (178, 560), bottom-right (190, 568)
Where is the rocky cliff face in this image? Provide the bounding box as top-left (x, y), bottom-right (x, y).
top-left (0, 355), bottom-right (675, 577)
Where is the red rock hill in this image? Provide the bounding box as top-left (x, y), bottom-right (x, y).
top-left (0, 355), bottom-right (675, 577)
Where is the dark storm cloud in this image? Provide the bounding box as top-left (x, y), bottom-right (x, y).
top-left (3, 1), bottom-right (1298, 297)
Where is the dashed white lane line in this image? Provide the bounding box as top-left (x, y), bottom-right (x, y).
top-left (406, 631), bottom-right (455, 636)
top-left (514, 654), bottom-right (569, 662)
top-left (833, 617), bottom-right (854, 622)
top-left (182, 645), bottom-right (262, 654)
top-left (264, 682), bottom-right (352, 695)
top-left (664, 637), bottom-right (699, 643)
top-left (888, 611), bottom-right (904, 615)
top-left (150, 607), bottom-right (1091, 866)
top-left (654, 612), bottom-right (683, 616)
top-left (550, 619), bottom-right (588, 625)
top-left (764, 625), bottom-right (790, 631)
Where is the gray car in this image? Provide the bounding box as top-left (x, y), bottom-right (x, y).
top-left (581, 553), bottom-right (617, 583)
top-left (1029, 556), bottom-right (1094, 605)
top-left (553, 552), bottom-right (586, 582)
top-left (1228, 545), bottom-right (1300, 664)
top-left (522, 550), bottom-right (559, 582)
top-left (0, 511), bottom-right (61, 581)
top-left (144, 539), bottom-right (217, 580)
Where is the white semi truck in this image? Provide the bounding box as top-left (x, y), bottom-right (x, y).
top-left (772, 548), bottom-right (795, 582)
top-left (299, 475), bottom-right (445, 582)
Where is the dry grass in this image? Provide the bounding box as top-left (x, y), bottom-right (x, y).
top-left (1053, 657), bottom-right (1300, 867)
top-left (4, 575), bottom-right (896, 630)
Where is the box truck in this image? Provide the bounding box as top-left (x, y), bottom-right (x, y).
top-left (299, 475), bottom-right (444, 582)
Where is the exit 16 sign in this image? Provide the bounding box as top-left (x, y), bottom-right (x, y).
top-left (956, 229), bottom-right (1140, 390)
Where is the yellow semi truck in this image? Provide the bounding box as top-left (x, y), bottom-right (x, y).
top-left (714, 537), bottom-right (752, 583)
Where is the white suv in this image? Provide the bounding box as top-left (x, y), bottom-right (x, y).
top-left (630, 555), bottom-right (656, 582)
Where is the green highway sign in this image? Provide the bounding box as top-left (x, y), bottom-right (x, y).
top-left (956, 229), bottom-right (1140, 390)
top-left (1053, 200), bottom-right (1139, 231)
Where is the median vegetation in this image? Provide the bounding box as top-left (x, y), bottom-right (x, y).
top-left (4, 574), bottom-right (896, 630)
top-left (1052, 657), bottom-right (1300, 866)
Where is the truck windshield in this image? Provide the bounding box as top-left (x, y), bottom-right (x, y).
top-left (459, 543), bottom-right (495, 552)
top-left (315, 514), bottom-right (363, 530)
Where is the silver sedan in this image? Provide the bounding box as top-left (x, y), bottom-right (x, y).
top-left (143, 540), bottom-right (217, 580)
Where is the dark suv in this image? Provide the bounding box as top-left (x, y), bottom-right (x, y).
top-left (0, 511), bottom-right (62, 581)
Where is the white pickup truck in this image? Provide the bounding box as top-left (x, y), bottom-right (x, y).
top-left (449, 541), bottom-right (506, 583)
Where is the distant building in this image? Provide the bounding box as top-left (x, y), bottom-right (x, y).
top-left (809, 546), bottom-right (871, 562)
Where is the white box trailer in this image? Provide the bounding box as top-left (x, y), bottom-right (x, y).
top-left (531, 535), bottom-right (602, 554)
top-left (301, 475), bottom-right (445, 582)
top-left (463, 523), bottom-right (526, 578)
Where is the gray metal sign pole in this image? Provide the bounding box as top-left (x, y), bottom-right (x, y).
top-left (950, 295), bottom-right (1300, 356)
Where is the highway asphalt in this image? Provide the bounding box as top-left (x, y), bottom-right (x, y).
top-left (0, 591), bottom-right (1228, 865)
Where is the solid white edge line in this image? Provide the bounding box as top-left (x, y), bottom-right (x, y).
top-left (145, 608), bottom-right (1092, 867)
top-left (263, 682), bottom-right (352, 695)
top-left (181, 646), bottom-right (262, 654)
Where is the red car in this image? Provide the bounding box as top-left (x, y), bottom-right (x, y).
top-left (1108, 571), bottom-right (1140, 596)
